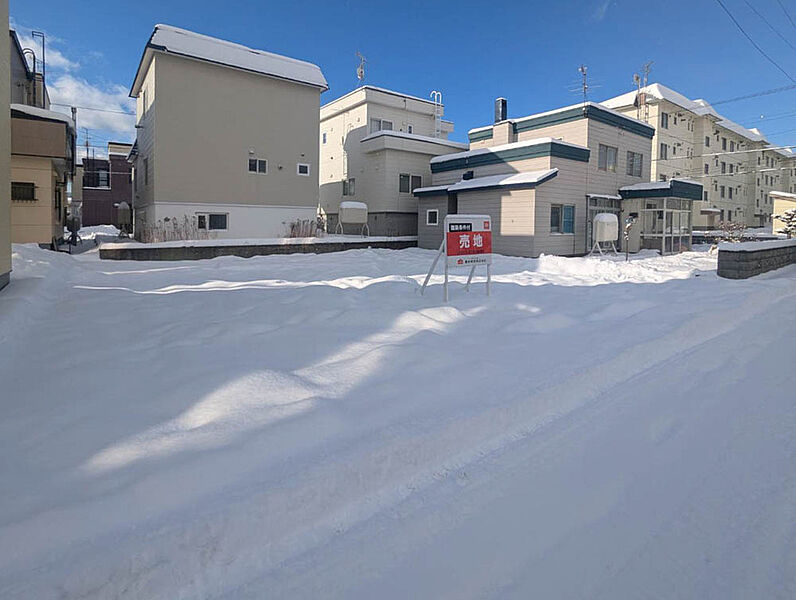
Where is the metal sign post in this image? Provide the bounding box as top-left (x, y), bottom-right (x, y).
top-left (421, 214), bottom-right (492, 301)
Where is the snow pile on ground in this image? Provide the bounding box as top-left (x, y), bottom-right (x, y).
top-left (66, 224), bottom-right (121, 241)
top-left (1, 245), bottom-right (794, 599)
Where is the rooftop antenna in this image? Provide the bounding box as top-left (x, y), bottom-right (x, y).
top-left (578, 65), bottom-right (589, 104)
top-left (356, 51), bottom-right (366, 86)
top-left (637, 61), bottom-right (653, 123)
top-left (430, 90), bottom-right (442, 138)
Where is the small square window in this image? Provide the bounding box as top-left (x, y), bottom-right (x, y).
top-left (209, 214), bottom-right (227, 230)
top-left (322, 132), bottom-right (327, 144)
top-left (407, 124), bottom-right (414, 134)
top-left (426, 209), bottom-right (439, 225)
top-left (297, 163), bottom-right (310, 176)
top-left (197, 214), bottom-right (207, 229)
top-left (411, 175), bottom-right (422, 191)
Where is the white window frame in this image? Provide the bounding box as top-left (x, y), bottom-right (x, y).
top-left (297, 163), bottom-right (310, 176)
top-left (370, 118), bottom-right (394, 134)
top-left (598, 144), bottom-right (617, 173)
top-left (426, 209), bottom-right (439, 226)
top-left (248, 158), bottom-right (267, 174)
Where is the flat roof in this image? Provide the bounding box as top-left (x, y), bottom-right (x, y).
top-left (130, 24), bottom-right (327, 96)
top-left (360, 129), bottom-right (467, 149)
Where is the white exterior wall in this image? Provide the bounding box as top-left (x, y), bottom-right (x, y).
top-left (319, 86), bottom-right (460, 235)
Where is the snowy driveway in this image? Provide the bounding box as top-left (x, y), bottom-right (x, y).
top-left (0, 244), bottom-right (794, 599)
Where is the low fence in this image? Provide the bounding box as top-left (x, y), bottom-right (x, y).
top-left (99, 236), bottom-right (417, 261)
top-left (717, 238), bottom-right (796, 279)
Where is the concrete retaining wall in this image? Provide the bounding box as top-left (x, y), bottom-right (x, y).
top-left (100, 238), bottom-right (417, 261)
top-left (717, 239), bottom-right (796, 279)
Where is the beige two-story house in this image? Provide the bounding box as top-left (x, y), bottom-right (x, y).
top-left (129, 24), bottom-right (328, 240)
top-left (319, 86), bottom-right (466, 236)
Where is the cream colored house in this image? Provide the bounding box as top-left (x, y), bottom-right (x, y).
top-left (8, 30), bottom-right (75, 245)
top-left (128, 24), bottom-right (328, 240)
top-left (319, 86), bottom-right (466, 236)
top-left (601, 84), bottom-right (794, 228)
top-left (416, 100), bottom-right (699, 257)
top-left (771, 191), bottom-right (796, 236)
top-left (1, 0), bottom-right (11, 289)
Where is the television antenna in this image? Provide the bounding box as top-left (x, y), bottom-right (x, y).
top-left (356, 51), bottom-right (366, 85)
top-left (578, 65), bottom-right (589, 103)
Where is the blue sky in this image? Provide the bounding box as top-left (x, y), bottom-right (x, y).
top-left (10, 0), bottom-right (796, 155)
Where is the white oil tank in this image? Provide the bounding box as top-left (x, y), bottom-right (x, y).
top-left (593, 212), bottom-right (619, 242)
top-left (336, 201), bottom-right (369, 236)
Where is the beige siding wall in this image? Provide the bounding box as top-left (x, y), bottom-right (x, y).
top-left (1, 0), bottom-right (11, 283)
top-left (10, 155), bottom-right (61, 243)
top-left (534, 159), bottom-right (590, 256)
top-left (457, 188), bottom-right (535, 257)
top-left (585, 120), bottom-right (651, 195)
top-left (516, 119), bottom-right (589, 147)
top-left (132, 57), bottom-right (156, 212)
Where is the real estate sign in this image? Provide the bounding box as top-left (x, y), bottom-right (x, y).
top-left (421, 214), bottom-right (493, 301)
top-left (445, 215), bottom-right (492, 267)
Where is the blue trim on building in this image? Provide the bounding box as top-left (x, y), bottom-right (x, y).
top-left (513, 104), bottom-right (655, 139)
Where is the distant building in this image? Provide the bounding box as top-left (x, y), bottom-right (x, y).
top-left (601, 84), bottom-right (796, 228)
top-left (1, 2), bottom-right (11, 289)
top-left (128, 24), bottom-right (328, 240)
top-left (80, 142), bottom-right (132, 226)
top-left (9, 30), bottom-right (75, 245)
top-left (319, 86), bottom-right (466, 236)
top-left (416, 99), bottom-right (700, 256)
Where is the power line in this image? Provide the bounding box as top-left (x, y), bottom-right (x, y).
top-left (713, 0), bottom-right (796, 84)
top-left (775, 0), bottom-right (796, 32)
top-left (50, 102), bottom-right (135, 116)
top-left (709, 83), bottom-right (796, 106)
top-left (744, 1), bottom-right (796, 53)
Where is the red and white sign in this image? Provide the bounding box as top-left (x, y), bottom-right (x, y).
top-left (445, 214), bottom-right (492, 267)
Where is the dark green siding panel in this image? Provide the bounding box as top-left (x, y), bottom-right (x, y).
top-left (468, 129), bottom-right (494, 142)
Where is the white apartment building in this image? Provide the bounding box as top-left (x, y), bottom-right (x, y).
top-left (602, 83), bottom-right (795, 228)
top-left (319, 86), bottom-right (467, 236)
top-left (129, 25), bottom-right (328, 240)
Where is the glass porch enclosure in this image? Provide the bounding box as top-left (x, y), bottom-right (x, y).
top-left (639, 197), bottom-right (693, 254)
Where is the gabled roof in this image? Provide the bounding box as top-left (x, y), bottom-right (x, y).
top-left (130, 24), bottom-right (328, 96)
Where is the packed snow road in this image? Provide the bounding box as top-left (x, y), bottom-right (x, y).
top-left (0, 243), bottom-right (794, 599)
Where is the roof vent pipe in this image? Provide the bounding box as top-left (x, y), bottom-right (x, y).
top-left (495, 97), bottom-right (507, 123)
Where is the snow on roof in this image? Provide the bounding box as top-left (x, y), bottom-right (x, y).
top-left (468, 101), bottom-right (652, 136)
top-left (719, 238), bottom-right (796, 252)
top-left (360, 129), bottom-right (468, 149)
top-left (425, 169), bottom-right (558, 194)
top-left (619, 178), bottom-right (701, 192)
top-left (322, 85), bottom-right (443, 110)
top-left (601, 84), bottom-right (769, 143)
top-left (413, 184), bottom-right (450, 195)
top-left (586, 193), bottom-right (622, 200)
top-left (11, 103), bottom-right (75, 131)
top-left (430, 137), bottom-right (587, 164)
top-left (339, 201), bottom-right (368, 210)
top-left (135, 24), bottom-right (327, 93)
top-left (770, 190), bottom-right (796, 200)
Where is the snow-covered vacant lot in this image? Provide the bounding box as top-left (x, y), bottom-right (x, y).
top-left (1, 242), bottom-right (795, 599)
